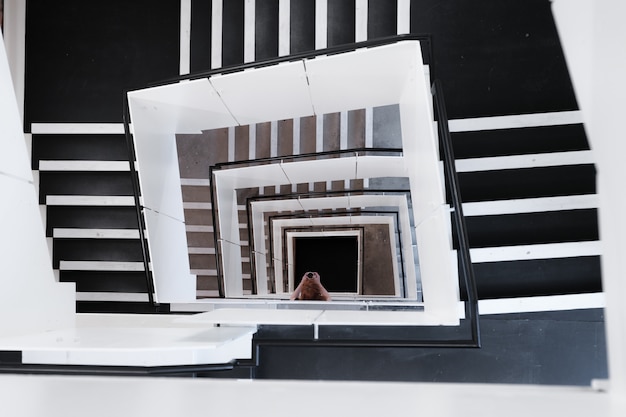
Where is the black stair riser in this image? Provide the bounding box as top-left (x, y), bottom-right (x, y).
top-left (451, 124), bottom-right (589, 159)
top-left (458, 209), bottom-right (599, 248)
top-left (52, 239), bottom-right (145, 268)
top-left (457, 164), bottom-right (596, 202)
top-left (45, 206), bottom-right (139, 235)
top-left (38, 171), bottom-right (136, 204)
top-left (60, 271), bottom-right (150, 293)
top-left (473, 256), bottom-right (602, 299)
top-left (31, 134), bottom-right (129, 169)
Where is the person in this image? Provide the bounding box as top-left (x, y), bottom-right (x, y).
top-left (290, 271), bottom-right (332, 301)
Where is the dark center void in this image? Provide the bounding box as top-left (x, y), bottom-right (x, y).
top-left (294, 236), bottom-right (359, 293)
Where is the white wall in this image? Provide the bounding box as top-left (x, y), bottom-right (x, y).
top-left (0, 31), bottom-right (75, 336)
top-left (552, 0), bottom-right (626, 395)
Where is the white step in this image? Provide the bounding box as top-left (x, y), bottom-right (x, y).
top-left (76, 292), bottom-right (150, 302)
top-left (53, 228), bottom-right (140, 239)
top-left (470, 240), bottom-right (601, 263)
top-left (448, 110), bottom-right (583, 132)
top-left (59, 261), bottom-right (145, 271)
top-left (462, 194), bottom-right (598, 217)
top-left (455, 150), bottom-right (594, 173)
top-left (46, 195), bottom-right (136, 206)
top-left (39, 160), bottom-right (130, 172)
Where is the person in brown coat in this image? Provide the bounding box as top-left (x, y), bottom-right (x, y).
top-left (290, 271), bottom-right (332, 301)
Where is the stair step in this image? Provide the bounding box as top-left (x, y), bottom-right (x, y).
top-left (46, 195), bottom-right (136, 206)
top-left (76, 292), bottom-right (151, 302)
top-left (448, 110), bottom-right (583, 132)
top-left (470, 240), bottom-right (601, 263)
top-left (38, 160), bottom-right (130, 171)
top-left (455, 150), bottom-right (594, 173)
top-left (59, 261), bottom-right (145, 271)
top-left (53, 228), bottom-right (140, 239)
top-left (463, 194), bottom-right (598, 216)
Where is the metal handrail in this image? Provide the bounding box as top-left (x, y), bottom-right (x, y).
top-left (123, 99), bottom-right (156, 306)
top-left (432, 79), bottom-right (481, 348)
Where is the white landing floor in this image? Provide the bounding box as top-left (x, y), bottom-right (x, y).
top-left (0, 374), bottom-right (621, 417)
top-left (0, 313), bottom-right (256, 367)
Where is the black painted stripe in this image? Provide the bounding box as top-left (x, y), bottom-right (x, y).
top-left (368, 0), bottom-right (397, 39)
top-left (76, 302), bottom-right (170, 314)
top-left (45, 206), bottom-right (139, 236)
top-left (290, 0), bottom-right (316, 53)
top-left (473, 256), bottom-right (602, 299)
top-left (190, 0), bottom-right (213, 72)
top-left (328, 0), bottom-right (356, 47)
top-left (255, 0), bottom-right (279, 60)
top-left (52, 239), bottom-right (145, 268)
top-left (61, 271), bottom-right (150, 293)
top-left (38, 172), bottom-right (135, 204)
top-left (222, 0), bottom-right (245, 66)
top-left (457, 164), bottom-right (596, 203)
top-left (31, 134), bottom-right (129, 169)
top-left (451, 124), bottom-right (590, 159)
top-left (461, 209), bottom-right (599, 248)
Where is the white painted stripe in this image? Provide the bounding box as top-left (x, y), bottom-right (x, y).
top-left (244, 0), bottom-right (256, 63)
top-left (46, 195), bottom-right (135, 206)
top-left (448, 111), bottom-right (583, 132)
top-left (188, 247), bottom-right (216, 255)
top-left (293, 117), bottom-right (300, 155)
top-left (31, 123), bottom-right (125, 134)
top-left (4, 0), bottom-right (27, 121)
top-left (455, 150), bottom-right (595, 173)
top-left (186, 225), bottom-right (214, 233)
top-left (191, 269), bottom-right (218, 276)
top-left (211, 0), bottom-right (223, 69)
top-left (355, 0), bottom-right (368, 42)
top-left (39, 160), bottom-right (130, 172)
top-left (76, 292), bottom-right (151, 302)
top-left (59, 261), bottom-right (145, 271)
top-left (316, 115), bottom-right (323, 153)
top-left (478, 292), bottom-right (605, 315)
top-left (470, 240), bottom-right (601, 263)
top-left (315, 0), bottom-right (327, 49)
top-left (340, 111), bottom-right (348, 150)
top-left (180, 0), bottom-right (192, 75)
top-left (249, 123), bottom-right (257, 160)
top-left (462, 194), bottom-right (599, 217)
top-left (278, 0), bottom-right (290, 56)
top-left (228, 127), bottom-right (235, 162)
top-left (53, 228), bottom-right (140, 239)
top-left (365, 107), bottom-right (373, 148)
top-left (180, 178), bottom-right (211, 186)
top-left (25, 133), bottom-right (32, 160)
top-left (183, 202), bottom-right (213, 210)
top-left (397, 0), bottom-right (411, 34)
top-left (270, 120), bottom-right (278, 157)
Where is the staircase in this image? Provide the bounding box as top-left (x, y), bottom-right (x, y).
top-left (25, 0), bottom-right (601, 316)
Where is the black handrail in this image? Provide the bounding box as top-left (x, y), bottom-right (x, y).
top-left (123, 98), bottom-right (156, 306)
top-left (432, 79), bottom-right (481, 348)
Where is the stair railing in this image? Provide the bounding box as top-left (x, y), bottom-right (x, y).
top-left (432, 79), bottom-right (481, 347)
